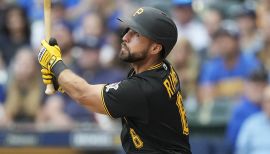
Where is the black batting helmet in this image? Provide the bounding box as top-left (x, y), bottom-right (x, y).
top-left (118, 7), bottom-right (178, 58)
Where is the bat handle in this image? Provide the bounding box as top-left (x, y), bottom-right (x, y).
top-left (45, 83), bottom-right (55, 95)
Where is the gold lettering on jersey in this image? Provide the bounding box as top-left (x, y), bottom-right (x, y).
top-left (133, 8), bottom-right (144, 16)
top-left (130, 128), bottom-right (143, 149)
top-left (163, 80), bottom-right (174, 98)
top-left (176, 92), bottom-right (189, 135)
top-left (163, 67), bottom-right (178, 98)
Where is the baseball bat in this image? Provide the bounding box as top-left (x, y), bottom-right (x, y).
top-left (44, 0), bottom-right (55, 95)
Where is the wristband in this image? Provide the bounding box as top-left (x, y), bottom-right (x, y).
top-left (52, 60), bottom-right (67, 79)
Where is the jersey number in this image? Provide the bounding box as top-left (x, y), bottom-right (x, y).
top-left (176, 91), bottom-right (189, 135)
top-left (130, 128), bottom-right (143, 149)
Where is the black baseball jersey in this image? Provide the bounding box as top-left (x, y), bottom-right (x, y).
top-left (101, 60), bottom-right (191, 154)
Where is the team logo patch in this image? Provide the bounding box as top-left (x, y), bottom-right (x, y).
top-left (105, 82), bottom-right (120, 92)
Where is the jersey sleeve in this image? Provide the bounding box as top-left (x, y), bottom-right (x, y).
top-left (101, 78), bottom-right (148, 119)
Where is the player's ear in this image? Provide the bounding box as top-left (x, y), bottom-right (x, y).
top-left (150, 43), bottom-right (162, 55)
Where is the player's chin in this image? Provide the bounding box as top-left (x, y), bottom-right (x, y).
top-left (119, 50), bottom-right (132, 62)
top-left (119, 48), bottom-right (127, 57)
top-left (119, 52), bottom-right (128, 61)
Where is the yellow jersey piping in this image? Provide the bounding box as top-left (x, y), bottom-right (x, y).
top-left (101, 85), bottom-right (113, 118)
top-left (147, 62), bottom-right (163, 70)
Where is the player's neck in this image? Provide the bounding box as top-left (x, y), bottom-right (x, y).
top-left (132, 57), bottom-right (162, 74)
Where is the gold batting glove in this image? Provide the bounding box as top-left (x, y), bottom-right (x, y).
top-left (38, 38), bottom-right (62, 72)
top-left (41, 68), bottom-right (53, 85)
top-left (41, 68), bottom-right (64, 93)
top-left (38, 38), bottom-right (67, 79)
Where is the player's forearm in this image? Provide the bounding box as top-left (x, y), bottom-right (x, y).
top-left (57, 69), bottom-right (86, 99)
top-left (57, 69), bottom-right (106, 114)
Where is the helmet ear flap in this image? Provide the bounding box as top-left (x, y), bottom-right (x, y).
top-left (121, 28), bottom-right (130, 38)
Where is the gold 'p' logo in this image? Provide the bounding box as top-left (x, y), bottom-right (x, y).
top-left (133, 8), bottom-right (144, 16)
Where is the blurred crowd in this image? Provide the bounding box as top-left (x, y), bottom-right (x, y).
top-left (0, 0), bottom-right (270, 153)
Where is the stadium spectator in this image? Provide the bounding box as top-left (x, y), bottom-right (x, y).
top-left (16, 0), bottom-right (44, 21)
top-left (202, 32), bottom-right (222, 63)
top-left (75, 38), bottom-right (125, 84)
top-left (257, 14), bottom-right (270, 81)
top-left (73, 12), bottom-right (106, 46)
top-left (236, 7), bottom-right (263, 54)
top-left (37, 95), bottom-right (73, 130)
top-left (202, 7), bottom-right (223, 39)
top-left (171, 0), bottom-right (210, 53)
top-left (0, 47), bottom-right (42, 126)
top-left (256, 0), bottom-right (270, 29)
top-left (51, 21), bottom-right (76, 68)
top-left (200, 8), bottom-right (224, 61)
top-left (0, 0), bottom-right (9, 36)
top-left (0, 57), bottom-right (6, 104)
top-left (226, 68), bottom-right (268, 151)
top-left (0, 52), bottom-right (6, 121)
top-left (16, 0), bottom-right (81, 22)
top-left (236, 85), bottom-right (270, 154)
top-left (28, 0), bottom-right (83, 50)
top-left (99, 29), bottom-right (129, 71)
top-left (0, 4), bottom-right (30, 66)
top-left (169, 38), bottom-right (199, 101)
top-left (51, 1), bottom-right (66, 24)
top-left (198, 26), bottom-right (261, 104)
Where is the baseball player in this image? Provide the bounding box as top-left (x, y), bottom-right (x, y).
top-left (38, 7), bottom-right (191, 154)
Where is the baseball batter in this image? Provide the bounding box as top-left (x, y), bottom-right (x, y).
top-left (38, 7), bottom-right (191, 154)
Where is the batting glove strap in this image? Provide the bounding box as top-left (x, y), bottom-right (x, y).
top-left (52, 60), bottom-right (68, 79)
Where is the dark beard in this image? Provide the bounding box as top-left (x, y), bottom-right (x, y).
top-left (119, 43), bottom-right (148, 63)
